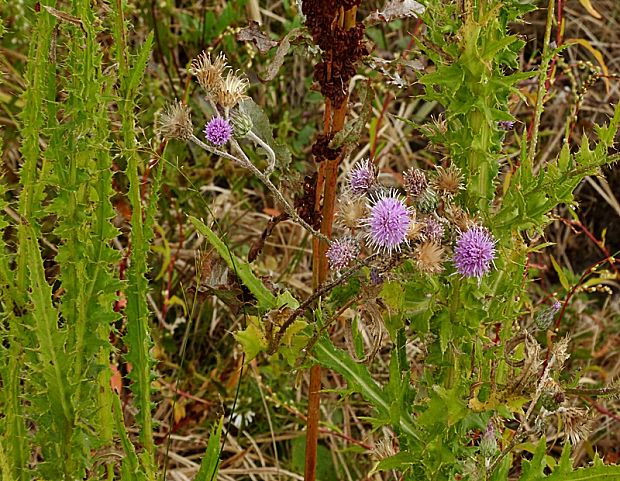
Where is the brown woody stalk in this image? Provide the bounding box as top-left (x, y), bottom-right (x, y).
top-left (303, 2), bottom-right (366, 481)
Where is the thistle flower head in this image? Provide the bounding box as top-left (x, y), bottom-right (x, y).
top-left (204, 117), bottom-right (233, 146)
top-left (414, 241), bottom-right (445, 274)
top-left (497, 120), bottom-right (515, 131)
top-left (535, 300), bottom-right (562, 330)
top-left (231, 110), bottom-right (253, 138)
top-left (403, 168), bottom-right (428, 198)
top-left (557, 407), bottom-right (591, 445)
top-left (415, 187), bottom-right (439, 214)
top-left (364, 190), bottom-right (412, 255)
top-left (444, 204), bottom-right (474, 231)
top-left (434, 164), bottom-right (463, 199)
top-left (421, 217), bottom-right (445, 242)
top-left (190, 51), bottom-right (228, 94)
top-left (158, 100), bottom-right (193, 140)
top-left (217, 71), bottom-right (250, 110)
top-left (479, 421), bottom-right (498, 458)
top-left (326, 237), bottom-right (360, 271)
top-left (337, 197), bottom-right (368, 230)
top-left (452, 226), bottom-right (496, 279)
top-left (349, 158), bottom-right (376, 196)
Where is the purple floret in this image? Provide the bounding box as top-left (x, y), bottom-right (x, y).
top-left (349, 159), bottom-right (375, 196)
top-left (422, 217), bottom-right (445, 242)
top-left (326, 237), bottom-right (359, 271)
top-left (452, 226), bottom-right (496, 279)
top-left (364, 190), bottom-right (411, 254)
top-left (204, 116), bottom-right (233, 146)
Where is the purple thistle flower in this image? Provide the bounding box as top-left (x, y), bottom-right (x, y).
top-left (552, 299), bottom-right (561, 311)
top-left (364, 190), bottom-right (411, 254)
top-left (421, 217), bottom-right (445, 242)
top-left (403, 168), bottom-right (428, 198)
top-left (497, 120), bottom-right (515, 131)
top-left (326, 237), bottom-right (360, 271)
top-left (204, 116), bottom-right (233, 146)
top-left (452, 226), bottom-right (496, 279)
top-left (349, 158), bottom-right (375, 196)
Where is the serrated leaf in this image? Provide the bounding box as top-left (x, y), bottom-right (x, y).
top-left (234, 316), bottom-right (268, 361)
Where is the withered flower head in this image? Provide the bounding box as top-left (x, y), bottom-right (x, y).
top-left (337, 197), bottom-right (368, 230)
top-left (158, 100), bottom-right (193, 140)
top-left (406, 213), bottom-right (422, 241)
top-left (217, 70), bottom-right (250, 110)
top-left (414, 241), bottom-right (445, 274)
top-left (434, 164), bottom-right (464, 198)
top-left (190, 51), bottom-right (228, 94)
top-left (444, 204), bottom-right (474, 232)
top-left (558, 407), bottom-right (591, 445)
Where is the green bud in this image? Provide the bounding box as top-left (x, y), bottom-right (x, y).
top-left (231, 111), bottom-right (253, 138)
top-left (416, 187), bottom-right (439, 214)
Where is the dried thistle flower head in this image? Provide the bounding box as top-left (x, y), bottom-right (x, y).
top-left (217, 70), bottom-right (250, 110)
top-left (190, 51), bottom-right (228, 94)
top-left (420, 216), bottom-right (445, 242)
top-left (158, 100), bottom-right (193, 140)
top-left (337, 197), bottom-right (368, 230)
top-left (414, 241), bottom-right (445, 274)
top-left (557, 407), bottom-right (591, 445)
top-left (444, 204), bottom-right (474, 231)
top-left (434, 164), bottom-right (463, 198)
top-left (406, 218), bottom-right (423, 241)
top-left (403, 168), bottom-right (428, 198)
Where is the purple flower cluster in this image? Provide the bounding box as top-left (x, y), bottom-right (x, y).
top-left (349, 159), bottom-right (375, 196)
top-left (403, 168), bottom-right (427, 198)
top-left (452, 226), bottom-right (496, 279)
top-left (364, 190), bottom-right (411, 254)
top-left (204, 116), bottom-right (233, 146)
top-left (421, 217), bottom-right (444, 242)
top-left (497, 120), bottom-right (515, 131)
top-left (326, 237), bottom-right (360, 271)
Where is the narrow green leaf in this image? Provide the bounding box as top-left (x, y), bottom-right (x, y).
top-left (313, 336), bottom-right (419, 442)
top-left (550, 255), bottom-right (570, 291)
top-left (194, 417), bottom-right (224, 481)
top-left (189, 216), bottom-right (278, 310)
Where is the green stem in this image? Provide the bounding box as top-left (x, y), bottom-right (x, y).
top-left (526, 0), bottom-right (555, 170)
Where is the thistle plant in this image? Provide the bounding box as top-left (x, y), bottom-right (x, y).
top-left (3, 1), bottom-right (620, 480)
